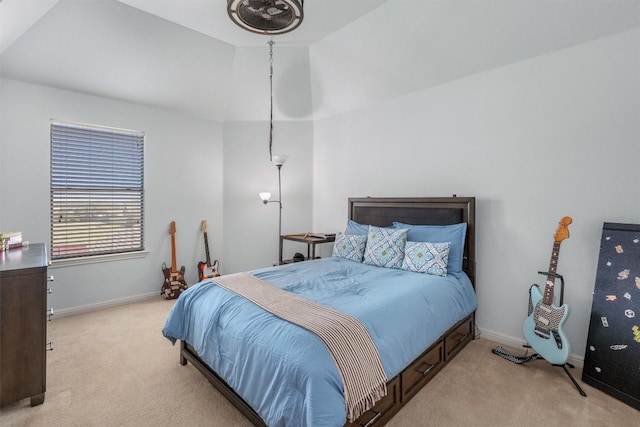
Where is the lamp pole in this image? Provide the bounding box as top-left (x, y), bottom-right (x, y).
top-left (277, 163), bottom-right (283, 242)
top-left (260, 156), bottom-right (287, 264)
top-left (277, 164), bottom-right (283, 263)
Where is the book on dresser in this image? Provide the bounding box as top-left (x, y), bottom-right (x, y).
top-left (0, 243), bottom-right (49, 407)
top-left (0, 231), bottom-right (23, 251)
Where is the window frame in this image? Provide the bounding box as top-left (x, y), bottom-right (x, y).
top-left (50, 120), bottom-right (145, 263)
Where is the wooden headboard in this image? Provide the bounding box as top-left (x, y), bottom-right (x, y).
top-left (348, 197), bottom-right (476, 286)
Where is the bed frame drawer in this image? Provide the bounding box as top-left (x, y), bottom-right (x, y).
top-left (445, 316), bottom-right (474, 360)
top-left (400, 340), bottom-right (444, 401)
top-left (345, 376), bottom-right (400, 427)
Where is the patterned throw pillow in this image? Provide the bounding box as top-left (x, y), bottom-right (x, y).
top-left (401, 241), bottom-right (451, 276)
top-left (332, 233), bottom-right (367, 262)
top-left (363, 226), bottom-right (408, 269)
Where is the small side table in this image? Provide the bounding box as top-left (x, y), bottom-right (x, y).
top-left (279, 233), bottom-right (336, 265)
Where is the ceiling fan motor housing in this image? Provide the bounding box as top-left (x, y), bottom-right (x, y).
top-left (227, 0), bottom-right (304, 35)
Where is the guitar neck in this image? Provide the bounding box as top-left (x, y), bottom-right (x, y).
top-left (542, 240), bottom-right (561, 305)
top-left (171, 232), bottom-right (177, 274)
top-left (203, 232), bottom-right (212, 267)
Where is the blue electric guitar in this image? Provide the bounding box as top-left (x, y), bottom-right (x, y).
top-left (522, 216), bottom-right (572, 365)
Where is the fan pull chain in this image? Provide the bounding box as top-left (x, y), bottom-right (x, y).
top-left (268, 40), bottom-right (275, 162)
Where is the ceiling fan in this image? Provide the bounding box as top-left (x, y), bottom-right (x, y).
top-left (227, 0), bottom-right (304, 35)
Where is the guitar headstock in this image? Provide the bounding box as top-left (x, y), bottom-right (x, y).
top-left (201, 220), bottom-right (208, 233)
top-left (553, 216), bottom-right (572, 243)
top-left (169, 221), bottom-right (176, 235)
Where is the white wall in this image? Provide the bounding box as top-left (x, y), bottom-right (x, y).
top-left (0, 43), bottom-right (315, 313)
top-left (308, 1), bottom-right (640, 120)
top-left (223, 120), bottom-right (314, 273)
top-left (310, 29), bottom-right (640, 359)
top-left (0, 79), bottom-right (224, 313)
top-left (222, 45), bottom-right (315, 272)
top-left (225, 46), bottom-right (313, 121)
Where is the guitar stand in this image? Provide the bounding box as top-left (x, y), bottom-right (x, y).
top-left (492, 271), bottom-right (587, 397)
top-left (533, 271), bottom-right (587, 396)
top-left (518, 343), bottom-right (587, 397)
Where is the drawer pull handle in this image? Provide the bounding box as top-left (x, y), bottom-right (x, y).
top-left (448, 332), bottom-right (470, 355)
top-left (361, 410), bottom-right (382, 427)
top-left (455, 332), bottom-right (469, 344)
top-left (417, 362), bottom-right (436, 377)
top-left (48, 275), bottom-right (54, 282)
top-left (47, 308), bottom-right (54, 321)
top-left (47, 288), bottom-right (53, 294)
top-left (46, 341), bottom-right (54, 351)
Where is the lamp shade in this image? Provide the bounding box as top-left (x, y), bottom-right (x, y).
top-left (272, 155), bottom-right (288, 166)
top-left (259, 192), bottom-right (272, 202)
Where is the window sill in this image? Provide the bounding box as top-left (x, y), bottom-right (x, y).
top-left (49, 250), bottom-right (148, 268)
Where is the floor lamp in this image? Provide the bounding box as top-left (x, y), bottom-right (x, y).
top-left (260, 155), bottom-right (287, 263)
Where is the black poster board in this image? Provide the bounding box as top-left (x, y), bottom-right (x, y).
top-left (582, 222), bottom-right (640, 410)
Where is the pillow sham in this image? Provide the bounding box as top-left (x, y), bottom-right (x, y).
top-left (332, 233), bottom-right (367, 262)
top-left (363, 226), bottom-right (408, 269)
top-left (392, 222), bottom-right (467, 274)
top-left (344, 219), bottom-right (370, 236)
top-left (401, 241), bottom-right (450, 276)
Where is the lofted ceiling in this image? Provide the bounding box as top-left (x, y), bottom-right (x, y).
top-left (0, 0), bottom-right (388, 52)
top-left (116, 0), bottom-right (388, 47)
top-left (1, 0), bottom-right (639, 121)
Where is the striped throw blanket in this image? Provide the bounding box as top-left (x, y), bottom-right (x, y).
top-left (213, 272), bottom-right (387, 422)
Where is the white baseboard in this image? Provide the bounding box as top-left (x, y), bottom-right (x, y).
top-left (479, 327), bottom-right (584, 368)
top-left (53, 291), bottom-right (160, 318)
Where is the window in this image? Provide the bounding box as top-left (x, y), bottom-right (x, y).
top-left (50, 121), bottom-right (144, 260)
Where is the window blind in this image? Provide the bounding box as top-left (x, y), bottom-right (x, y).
top-left (50, 121), bottom-right (144, 259)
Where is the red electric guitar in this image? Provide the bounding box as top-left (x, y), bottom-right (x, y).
top-left (197, 220), bottom-right (220, 281)
top-left (161, 221), bottom-right (188, 300)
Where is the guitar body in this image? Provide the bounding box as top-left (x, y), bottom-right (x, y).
top-left (161, 221), bottom-right (188, 300)
top-left (523, 284), bottom-right (570, 365)
top-left (198, 259), bottom-right (219, 282)
top-left (197, 220), bottom-right (220, 282)
top-left (161, 263), bottom-right (187, 300)
top-left (522, 216), bottom-right (573, 366)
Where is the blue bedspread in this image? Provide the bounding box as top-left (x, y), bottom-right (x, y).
top-left (162, 257), bottom-right (477, 427)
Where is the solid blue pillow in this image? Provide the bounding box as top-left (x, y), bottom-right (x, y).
top-left (392, 222), bottom-right (467, 274)
top-left (344, 219), bottom-right (370, 236)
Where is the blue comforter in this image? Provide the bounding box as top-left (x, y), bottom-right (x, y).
top-left (162, 257), bottom-right (477, 427)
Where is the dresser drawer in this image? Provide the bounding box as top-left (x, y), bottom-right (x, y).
top-left (345, 376), bottom-right (400, 427)
top-left (401, 340), bottom-right (444, 401)
top-left (445, 316), bottom-right (473, 360)
top-left (0, 243), bottom-right (48, 407)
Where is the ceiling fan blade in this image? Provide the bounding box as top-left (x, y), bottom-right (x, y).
top-left (228, 0), bottom-right (304, 35)
top-left (248, 0), bottom-right (266, 10)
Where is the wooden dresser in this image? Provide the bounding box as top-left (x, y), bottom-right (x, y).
top-left (0, 243), bottom-right (48, 407)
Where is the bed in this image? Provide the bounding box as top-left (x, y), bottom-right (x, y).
top-left (163, 196), bottom-right (477, 427)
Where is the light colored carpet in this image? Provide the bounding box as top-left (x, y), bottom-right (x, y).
top-left (0, 297), bottom-right (636, 426)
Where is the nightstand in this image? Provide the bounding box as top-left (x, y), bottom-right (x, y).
top-left (279, 233), bottom-right (336, 265)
